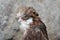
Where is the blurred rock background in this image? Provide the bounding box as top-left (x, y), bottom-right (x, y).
top-left (0, 0), bottom-right (60, 40)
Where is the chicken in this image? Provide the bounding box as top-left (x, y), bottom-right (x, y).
top-left (16, 6), bottom-right (49, 40)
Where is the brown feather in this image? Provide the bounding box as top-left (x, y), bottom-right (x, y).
top-left (16, 6), bottom-right (49, 40)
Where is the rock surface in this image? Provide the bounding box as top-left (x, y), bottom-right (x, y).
top-left (0, 0), bottom-right (60, 40)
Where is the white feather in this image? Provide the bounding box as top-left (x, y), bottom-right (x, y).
top-left (19, 18), bottom-right (33, 31)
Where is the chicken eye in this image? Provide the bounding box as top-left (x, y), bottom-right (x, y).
top-left (22, 15), bottom-right (30, 20)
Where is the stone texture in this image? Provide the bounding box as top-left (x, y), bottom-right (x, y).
top-left (0, 0), bottom-right (60, 40)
